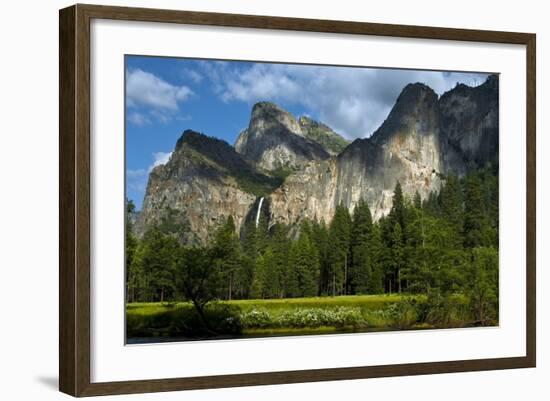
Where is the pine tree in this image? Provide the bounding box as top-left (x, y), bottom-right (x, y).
top-left (269, 223), bottom-right (291, 298)
top-left (261, 248), bottom-right (280, 298)
top-left (235, 254), bottom-right (255, 299)
top-left (464, 247), bottom-right (499, 324)
top-left (256, 213), bottom-right (270, 254)
top-left (310, 220), bottom-right (330, 295)
top-left (137, 227), bottom-right (179, 302)
top-left (125, 199), bottom-right (138, 302)
top-left (390, 223), bottom-right (405, 293)
top-left (328, 203), bottom-right (352, 295)
top-left (250, 253), bottom-right (266, 299)
top-left (440, 173), bottom-right (463, 233)
top-left (242, 219), bottom-right (256, 258)
top-left (212, 216), bottom-right (242, 300)
top-left (414, 191), bottom-right (422, 209)
top-left (289, 231), bottom-right (320, 297)
top-left (463, 173), bottom-right (485, 248)
top-left (389, 181), bottom-right (406, 230)
top-left (367, 225), bottom-right (385, 294)
top-left (423, 190), bottom-right (440, 216)
top-left (350, 199), bottom-right (374, 293)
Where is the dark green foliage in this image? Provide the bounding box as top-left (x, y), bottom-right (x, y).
top-left (328, 203), bottom-right (352, 295)
top-left (133, 227), bottom-right (179, 302)
top-left (175, 246), bottom-right (223, 328)
top-left (388, 181), bottom-right (406, 230)
top-left (126, 199), bottom-right (139, 302)
top-left (439, 173), bottom-right (463, 232)
top-left (310, 220), bottom-right (330, 295)
top-left (413, 191), bottom-right (422, 209)
top-left (390, 222), bottom-right (405, 293)
top-left (126, 303), bottom-right (242, 338)
top-left (350, 199), bottom-right (374, 294)
top-left (463, 173), bottom-right (485, 247)
top-left (464, 247), bottom-right (499, 324)
top-left (212, 216), bottom-right (244, 301)
top-left (288, 230), bottom-right (320, 297)
top-left (367, 226), bottom-right (385, 294)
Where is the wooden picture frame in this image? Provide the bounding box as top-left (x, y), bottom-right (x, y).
top-left (59, 3), bottom-right (536, 397)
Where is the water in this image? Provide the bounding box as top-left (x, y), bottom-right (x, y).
top-left (255, 197), bottom-right (264, 228)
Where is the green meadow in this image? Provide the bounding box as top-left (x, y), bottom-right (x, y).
top-left (126, 294), bottom-right (478, 341)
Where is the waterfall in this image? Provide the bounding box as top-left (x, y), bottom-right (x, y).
top-left (255, 197), bottom-right (264, 228)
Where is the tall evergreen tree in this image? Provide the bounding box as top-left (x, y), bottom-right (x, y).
top-left (413, 190), bottom-right (422, 209)
top-left (463, 173), bottom-right (485, 248)
top-left (135, 227), bottom-right (179, 302)
top-left (269, 224), bottom-right (292, 298)
top-left (367, 225), bottom-right (385, 294)
top-left (328, 203), bottom-right (352, 295)
top-left (350, 199), bottom-right (374, 293)
top-left (310, 220), bottom-right (330, 295)
top-left (212, 216), bottom-right (242, 300)
top-left (289, 231), bottom-right (320, 297)
top-left (464, 247), bottom-right (499, 324)
top-left (242, 219), bottom-right (258, 259)
top-left (389, 181), bottom-right (406, 230)
top-left (440, 173), bottom-right (463, 233)
top-left (126, 199), bottom-right (138, 302)
top-left (390, 222), bottom-right (405, 293)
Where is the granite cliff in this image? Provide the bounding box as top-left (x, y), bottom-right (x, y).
top-left (135, 75), bottom-right (498, 243)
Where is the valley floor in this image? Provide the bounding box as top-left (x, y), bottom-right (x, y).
top-left (126, 294), bottom-right (485, 343)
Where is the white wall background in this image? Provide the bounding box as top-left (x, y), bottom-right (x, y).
top-left (0, 0), bottom-right (546, 400)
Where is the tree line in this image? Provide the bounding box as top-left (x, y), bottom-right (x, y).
top-left (126, 166), bottom-right (499, 324)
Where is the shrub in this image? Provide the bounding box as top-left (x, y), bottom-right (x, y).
top-left (241, 307), bottom-right (363, 329)
top-left (386, 298), bottom-right (419, 329)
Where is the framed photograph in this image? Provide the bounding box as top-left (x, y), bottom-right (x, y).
top-left (59, 4), bottom-right (536, 397)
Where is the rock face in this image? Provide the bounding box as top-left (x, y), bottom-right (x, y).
top-left (136, 75), bottom-right (498, 243)
top-left (136, 130), bottom-right (276, 243)
top-left (269, 82), bottom-right (445, 224)
top-left (439, 74), bottom-right (499, 169)
top-left (234, 102), bottom-right (331, 171)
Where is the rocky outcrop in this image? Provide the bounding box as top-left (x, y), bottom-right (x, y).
top-left (136, 130), bottom-right (273, 243)
top-left (136, 75), bottom-right (499, 243)
top-left (439, 74), bottom-right (499, 169)
top-left (234, 102), bottom-right (331, 171)
top-left (298, 116), bottom-right (350, 155)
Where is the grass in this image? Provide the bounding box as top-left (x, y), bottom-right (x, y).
top-left (126, 294), bottom-right (435, 341)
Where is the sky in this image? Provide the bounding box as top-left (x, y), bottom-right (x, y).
top-left (125, 55), bottom-right (490, 209)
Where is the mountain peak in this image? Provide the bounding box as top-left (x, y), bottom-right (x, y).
top-left (398, 82), bottom-right (438, 104)
top-left (252, 101), bottom-right (286, 113)
top-left (175, 129), bottom-right (217, 151)
top-left (370, 82), bottom-right (439, 145)
top-left (235, 102), bottom-right (330, 171)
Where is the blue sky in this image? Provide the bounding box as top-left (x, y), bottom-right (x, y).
top-left (125, 55), bottom-right (490, 209)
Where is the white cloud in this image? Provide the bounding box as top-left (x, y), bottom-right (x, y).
top-left (182, 68), bottom-right (204, 84)
top-left (127, 112), bottom-right (151, 126)
top-left (200, 62), bottom-right (489, 139)
top-left (149, 151), bottom-right (173, 172)
top-left (126, 68), bottom-right (193, 111)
